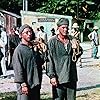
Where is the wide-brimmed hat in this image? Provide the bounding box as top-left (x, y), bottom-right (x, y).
top-left (72, 23), bottom-right (79, 28)
top-left (93, 26), bottom-right (99, 30)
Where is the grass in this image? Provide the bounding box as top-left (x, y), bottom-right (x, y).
top-left (41, 93), bottom-right (52, 100)
top-left (0, 92), bottom-right (16, 100)
top-left (0, 88), bottom-right (100, 100)
top-left (0, 92), bottom-right (52, 100)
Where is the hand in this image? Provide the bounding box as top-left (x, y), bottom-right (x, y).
top-left (21, 86), bottom-right (29, 95)
top-left (50, 78), bottom-right (58, 87)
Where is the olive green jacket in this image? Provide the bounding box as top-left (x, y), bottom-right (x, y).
top-left (46, 35), bottom-right (83, 84)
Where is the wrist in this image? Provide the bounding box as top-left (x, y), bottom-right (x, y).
top-left (49, 74), bottom-right (55, 79)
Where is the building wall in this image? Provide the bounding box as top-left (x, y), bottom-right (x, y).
top-left (0, 11), bottom-right (18, 34)
top-left (20, 11), bottom-right (72, 39)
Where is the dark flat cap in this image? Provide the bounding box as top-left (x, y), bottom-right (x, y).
top-left (19, 24), bottom-right (31, 34)
top-left (57, 18), bottom-right (69, 27)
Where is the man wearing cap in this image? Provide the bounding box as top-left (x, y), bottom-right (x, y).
top-left (46, 18), bottom-right (83, 100)
top-left (71, 23), bottom-right (80, 38)
top-left (88, 26), bottom-right (99, 59)
top-left (12, 24), bottom-right (44, 100)
top-left (71, 23), bottom-right (82, 67)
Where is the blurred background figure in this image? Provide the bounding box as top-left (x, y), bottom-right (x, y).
top-left (8, 26), bottom-right (20, 69)
top-left (0, 26), bottom-right (7, 76)
top-left (38, 26), bottom-right (47, 43)
top-left (35, 28), bottom-right (40, 39)
top-left (71, 23), bottom-right (80, 38)
top-left (48, 28), bottom-right (56, 41)
top-left (88, 26), bottom-right (99, 59)
top-left (71, 23), bottom-right (82, 67)
top-left (37, 38), bottom-right (47, 54)
top-left (15, 27), bottom-right (19, 35)
top-left (35, 26), bottom-right (48, 71)
top-left (51, 28), bottom-right (56, 36)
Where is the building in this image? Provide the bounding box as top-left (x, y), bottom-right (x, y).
top-left (0, 9), bottom-right (21, 33)
top-left (20, 10), bottom-right (72, 39)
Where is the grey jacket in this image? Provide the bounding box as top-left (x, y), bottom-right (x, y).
top-left (12, 43), bottom-right (43, 89)
top-left (46, 35), bottom-right (83, 84)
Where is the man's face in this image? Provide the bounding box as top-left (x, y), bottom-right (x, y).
top-left (58, 25), bottom-right (69, 36)
top-left (21, 28), bottom-right (32, 42)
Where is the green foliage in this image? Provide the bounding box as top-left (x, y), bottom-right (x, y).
top-left (41, 93), bottom-right (52, 100)
top-left (0, 92), bottom-right (52, 100)
top-left (36, 0), bottom-right (100, 19)
top-left (0, 0), bottom-right (100, 19)
top-left (0, 0), bottom-right (22, 14)
top-left (0, 92), bottom-right (16, 100)
top-left (0, 89), bottom-right (100, 100)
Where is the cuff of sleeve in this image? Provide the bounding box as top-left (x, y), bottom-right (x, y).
top-left (49, 74), bottom-right (55, 79)
top-left (21, 83), bottom-right (27, 87)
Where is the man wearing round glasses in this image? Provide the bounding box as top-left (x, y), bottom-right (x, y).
top-left (12, 24), bottom-right (44, 100)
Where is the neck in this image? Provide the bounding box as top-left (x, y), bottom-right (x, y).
top-left (58, 34), bottom-right (69, 44)
top-left (21, 39), bottom-right (32, 47)
top-left (58, 33), bottom-right (68, 40)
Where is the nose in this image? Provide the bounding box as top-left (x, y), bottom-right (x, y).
top-left (64, 27), bottom-right (68, 31)
top-left (27, 31), bottom-right (32, 35)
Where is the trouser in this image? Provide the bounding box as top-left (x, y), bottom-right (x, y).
top-left (52, 82), bottom-right (77, 100)
top-left (16, 84), bottom-right (40, 100)
top-left (0, 63), bottom-right (3, 75)
top-left (1, 57), bottom-right (7, 75)
top-left (92, 45), bottom-right (98, 58)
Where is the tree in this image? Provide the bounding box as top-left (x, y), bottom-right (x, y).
top-left (36, 0), bottom-right (100, 19)
top-left (0, 0), bottom-right (22, 14)
top-left (0, 0), bottom-right (100, 19)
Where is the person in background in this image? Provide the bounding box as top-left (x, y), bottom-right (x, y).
top-left (71, 23), bottom-right (82, 67)
top-left (0, 29), bottom-right (4, 75)
top-left (71, 23), bottom-right (80, 38)
top-left (46, 18), bottom-right (83, 100)
top-left (12, 24), bottom-right (44, 100)
top-left (15, 26), bottom-right (19, 35)
top-left (38, 26), bottom-right (48, 70)
top-left (38, 26), bottom-right (47, 43)
top-left (0, 26), bottom-right (7, 76)
top-left (51, 28), bottom-right (56, 36)
top-left (88, 26), bottom-right (99, 59)
top-left (8, 26), bottom-right (20, 69)
top-left (48, 28), bottom-right (56, 41)
top-left (35, 28), bottom-right (40, 39)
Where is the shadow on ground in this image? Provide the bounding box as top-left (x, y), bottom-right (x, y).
top-left (77, 84), bottom-right (100, 91)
